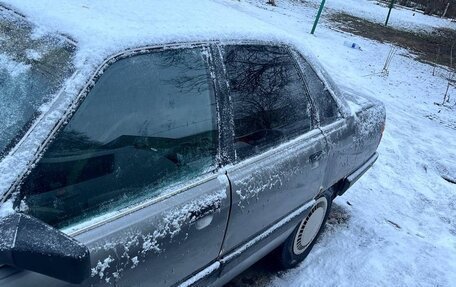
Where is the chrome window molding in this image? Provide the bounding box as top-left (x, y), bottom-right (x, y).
top-left (225, 128), bottom-right (323, 173)
top-left (65, 172), bottom-right (222, 237)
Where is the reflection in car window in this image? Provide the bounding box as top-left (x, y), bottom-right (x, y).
top-left (17, 48), bottom-right (218, 228)
top-left (297, 57), bottom-right (340, 126)
top-left (223, 45), bottom-right (313, 161)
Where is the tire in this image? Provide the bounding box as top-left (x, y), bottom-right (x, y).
top-left (274, 190), bottom-right (333, 270)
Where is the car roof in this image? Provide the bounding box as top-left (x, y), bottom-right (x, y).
top-left (0, 0), bottom-right (295, 65)
top-left (0, 0), bottom-right (352, 203)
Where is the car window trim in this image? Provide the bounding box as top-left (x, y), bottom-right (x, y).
top-left (225, 128), bottom-right (323, 173)
top-left (210, 44), bottom-right (236, 166)
top-left (285, 46), bottom-right (318, 127)
top-left (3, 43), bottom-right (224, 233)
top-left (64, 171), bottom-right (221, 237)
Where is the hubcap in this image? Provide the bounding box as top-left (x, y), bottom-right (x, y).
top-left (293, 197), bottom-right (328, 255)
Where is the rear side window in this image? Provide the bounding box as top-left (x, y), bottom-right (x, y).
top-left (17, 48), bottom-right (218, 228)
top-left (223, 45), bottom-right (313, 161)
top-left (298, 57), bottom-right (340, 126)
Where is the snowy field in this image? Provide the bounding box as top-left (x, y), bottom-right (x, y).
top-left (222, 0), bottom-right (456, 286)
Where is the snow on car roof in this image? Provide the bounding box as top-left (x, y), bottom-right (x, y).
top-left (1, 0), bottom-right (293, 65)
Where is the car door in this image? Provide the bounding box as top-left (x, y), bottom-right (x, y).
top-left (217, 44), bottom-right (329, 256)
top-left (293, 53), bottom-right (355, 190)
top-left (4, 46), bottom-right (230, 286)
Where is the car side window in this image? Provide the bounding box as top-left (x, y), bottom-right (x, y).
top-left (223, 45), bottom-right (314, 161)
top-left (297, 56), bottom-right (340, 126)
top-left (17, 48), bottom-right (218, 228)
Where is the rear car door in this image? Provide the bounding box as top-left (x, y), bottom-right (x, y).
top-left (4, 46), bottom-right (229, 286)
top-left (218, 44), bottom-right (329, 257)
top-left (293, 54), bottom-right (355, 190)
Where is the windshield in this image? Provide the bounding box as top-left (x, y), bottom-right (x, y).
top-left (0, 8), bottom-right (76, 158)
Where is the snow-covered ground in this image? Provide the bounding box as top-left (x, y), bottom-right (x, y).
top-left (319, 0), bottom-right (455, 32)
top-left (221, 0), bottom-right (456, 286)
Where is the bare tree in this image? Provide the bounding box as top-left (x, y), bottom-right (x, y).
top-left (442, 1), bottom-right (451, 17)
top-left (387, 0), bottom-right (456, 18)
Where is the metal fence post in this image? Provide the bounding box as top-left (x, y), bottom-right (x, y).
top-left (311, 0), bottom-right (327, 34)
top-left (385, 0), bottom-right (396, 26)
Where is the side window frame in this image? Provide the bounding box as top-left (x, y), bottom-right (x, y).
top-left (209, 44), bottom-right (236, 166)
top-left (215, 42), bottom-right (319, 164)
top-left (290, 48), bottom-right (343, 126)
top-left (9, 43), bottom-right (225, 228)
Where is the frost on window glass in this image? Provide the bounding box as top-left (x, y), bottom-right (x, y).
top-left (17, 48), bottom-right (218, 228)
top-left (223, 45), bottom-right (313, 160)
top-left (0, 12), bottom-right (75, 157)
top-left (297, 57), bottom-right (340, 126)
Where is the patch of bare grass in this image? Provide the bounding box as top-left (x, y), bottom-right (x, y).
top-left (329, 13), bottom-right (456, 69)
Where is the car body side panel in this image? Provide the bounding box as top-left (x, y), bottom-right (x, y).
top-left (221, 129), bottom-right (328, 255)
top-left (320, 118), bottom-right (358, 190)
top-left (0, 175), bottom-right (230, 287)
top-left (321, 104), bottom-right (385, 191)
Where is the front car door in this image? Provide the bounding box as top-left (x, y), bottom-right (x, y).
top-left (216, 44), bottom-right (329, 271)
top-left (2, 46), bottom-right (229, 286)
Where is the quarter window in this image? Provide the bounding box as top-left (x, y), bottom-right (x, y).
top-left (17, 48), bottom-right (218, 228)
top-left (223, 45), bottom-right (313, 160)
top-left (298, 57), bottom-right (340, 126)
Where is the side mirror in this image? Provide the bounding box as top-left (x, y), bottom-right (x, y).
top-left (0, 213), bottom-right (91, 284)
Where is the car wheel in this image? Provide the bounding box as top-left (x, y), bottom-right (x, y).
top-left (275, 190), bottom-right (332, 269)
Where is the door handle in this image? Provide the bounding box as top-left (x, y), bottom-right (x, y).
top-left (189, 203), bottom-right (220, 230)
top-left (189, 203), bottom-right (220, 222)
top-left (195, 215), bottom-right (214, 230)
